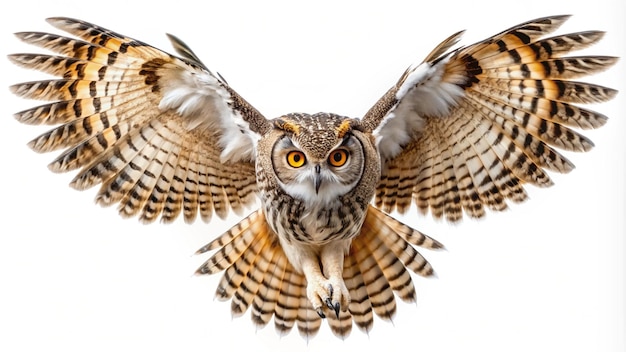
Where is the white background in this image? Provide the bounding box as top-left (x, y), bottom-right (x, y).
top-left (0, 1), bottom-right (624, 351)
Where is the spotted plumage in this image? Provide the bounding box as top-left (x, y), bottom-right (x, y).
top-left (9, 15), bottom-right (617, 339)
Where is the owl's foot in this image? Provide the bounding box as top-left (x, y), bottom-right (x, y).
top-left (298, 241), bottom-right (351, 318)
top-left (306, 277), bottom-right (350, 318)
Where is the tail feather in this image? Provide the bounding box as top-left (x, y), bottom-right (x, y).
top-left (351, 234), bottom-right (397, 321)
top-left (273, 267), bottom-right (304, 335)
top-left (344, 253), bottom-right (374, 333)
top-left (326, 308), bottom-right (353, 339)
top-left (360, 214), bottom-right (417, 302)
top-left (195, 210), bottom-right (262, 274)
top-left (369, 206), bottom-right (444, 274)
top-left (196, 207), bottom-right (442, 339)
top-left (230, 239), bottom-right (273, 318)
top-left (296, 291), bottom-right (322, 339)
top-left (214, 239), bottom-right (267, 303)
top-left (251, 249), bottom-right (287, 326)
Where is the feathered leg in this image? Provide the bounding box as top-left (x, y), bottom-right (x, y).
top-left (195, 206), bottom-right (443, 339)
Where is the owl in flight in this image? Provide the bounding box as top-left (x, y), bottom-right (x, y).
top-left (9, 15), bottom-right (616, 338)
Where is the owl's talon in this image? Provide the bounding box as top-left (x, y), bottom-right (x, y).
top-left (316, 308), bottom-right (326, 319)
top-left (306, 277), bottom-right (350, 320)
top-left (323, 296), bottom-right (341, 318)
top-left (324, 297), bottom-right (334, 311)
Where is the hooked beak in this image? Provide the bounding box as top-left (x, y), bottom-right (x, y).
top-left (314, 164), bottom-right (322, 194)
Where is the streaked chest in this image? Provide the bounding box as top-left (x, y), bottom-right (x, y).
top-left (264, 195), bottom-right (366, 246)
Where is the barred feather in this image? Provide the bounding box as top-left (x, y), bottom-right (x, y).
top-left (9, 15), bottom-right (616, 342)
top-left (10, 17), bottom-right (262, 223)
top-left (194, 207), bottom-right (440, 339)
top-left (369, 15), bottom-right (617, 221)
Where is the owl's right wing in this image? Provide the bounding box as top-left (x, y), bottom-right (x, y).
top-left (361, 15), bottom-right (617, 222)
top-left (10, 17), bottom-right (273, 223)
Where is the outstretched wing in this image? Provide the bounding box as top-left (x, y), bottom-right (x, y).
top-left (10, 18), bottom-right (273, 224)
top-left (362, 15), bottom-right (617, 222)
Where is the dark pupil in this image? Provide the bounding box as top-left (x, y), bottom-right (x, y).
top-left (333, 152), bottom-right (342, 162)
top-left (293, 154), bottom-right (301, 162)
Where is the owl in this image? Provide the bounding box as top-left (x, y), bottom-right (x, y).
top-left (9, 15), bottom-right (617, 339)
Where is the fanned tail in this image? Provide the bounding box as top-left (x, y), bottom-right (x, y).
top-left (345, 206), bottom-right (443, 334)
top-left (195, 206), bottom-right (442, 339)
top-left (195, 209), bottom-right (323, 339)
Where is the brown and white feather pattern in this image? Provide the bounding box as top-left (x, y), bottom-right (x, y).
top-left (194, 206), bottom-right (442, 339)
top-left (367, 15), bottom-right (617, 222)
top-left (9, 17), bottom-right (267, 223)
top-left (9, 15), bottom-right (616, 341)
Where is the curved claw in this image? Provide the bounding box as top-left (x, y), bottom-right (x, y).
top-left (324, 297), bottom-right (334, 310)
top-left (323, 298), bottom-right (341, 318)
top-left (333, 302), bottom-right (340, 318)
top-left (324, 284), bottom-right (338, 316)
top-left (316, 308), bottom-right (326, 319)
top-left (305, 273), bottom-right (350, 320)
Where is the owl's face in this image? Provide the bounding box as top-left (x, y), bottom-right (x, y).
top-left (262, 113), bottom-right (375, 205)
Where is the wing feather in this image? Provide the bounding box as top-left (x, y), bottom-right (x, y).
top-left (10, 17), bottom-right (269, 223)
top-left (364, 15), bottom-right (617, 221)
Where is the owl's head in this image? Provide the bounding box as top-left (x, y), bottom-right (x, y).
top-left (260, 113), bottom-right (379, 205)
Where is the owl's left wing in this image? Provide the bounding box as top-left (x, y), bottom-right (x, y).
top-left (10, 18), bottom-right (272, 223)
top-left (361, 15), bottom-right (617, 222)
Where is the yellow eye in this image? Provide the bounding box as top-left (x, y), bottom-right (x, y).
top-left (286, 151), bottom-right (306, 168)
top-left (328, 149), bottom-right (349, 167)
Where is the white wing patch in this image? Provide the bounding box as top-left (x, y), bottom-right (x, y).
top-left (375, 55), bottom-right (465, 160)
top-left (397, 57), bottom-right (465, 117)
top-left (159, 61), bottom-right (258, 163)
